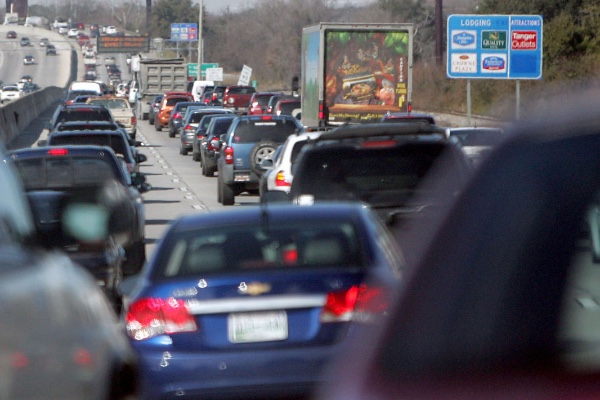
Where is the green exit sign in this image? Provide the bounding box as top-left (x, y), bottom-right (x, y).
top-left (188, 63), bottom-right (219, 78)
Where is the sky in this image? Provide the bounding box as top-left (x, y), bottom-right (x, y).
top-left (203, 0), bottom-right (375, 14)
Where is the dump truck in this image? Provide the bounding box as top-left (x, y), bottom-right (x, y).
top-left (132, 57), bottom-right (189, 120)
top-left (301, 23), bottom-right (414, 127)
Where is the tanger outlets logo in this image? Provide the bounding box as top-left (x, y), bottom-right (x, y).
top-left (452, 30), bottom-right (476, 49)
top-left (482, 31), bottom-right (507, 50)
top-left (512, 31), bottom-right (537, 50)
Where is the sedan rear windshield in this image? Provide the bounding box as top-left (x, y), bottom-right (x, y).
top-left (156, 220), bottom-right (365, 278)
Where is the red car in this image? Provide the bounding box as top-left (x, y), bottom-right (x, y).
top-left (6, 31), bottom-right (16, 39)
top-left (77, 34), bottom-right (90, 46)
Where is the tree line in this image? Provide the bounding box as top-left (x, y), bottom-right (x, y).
top-left (24, 0), bottom-right (600, 118)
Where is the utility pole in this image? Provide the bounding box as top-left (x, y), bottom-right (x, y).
top-left (196, 0), bottom-right (203, 80)
top-left (435, 0), bottom-right (443, 65)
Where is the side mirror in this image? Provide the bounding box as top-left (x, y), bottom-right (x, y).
top-left (136, 153), bottom-right (147, 163)
top-left (134, 140), bottom-right (143, 147)
top-left (131, 172), bottom-right (151, 193)
top-left (37, 140), bottom-right (47, 147)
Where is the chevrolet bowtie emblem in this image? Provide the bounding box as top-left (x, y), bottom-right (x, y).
top-left (239, 281), bottom-right (271, 296)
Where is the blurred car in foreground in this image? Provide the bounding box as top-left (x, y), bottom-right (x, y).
top-left (6, 145), bottom-right (133, 310)
top-left (317, 87), bottom-right (600, 399)
top-left (120, 203), bottom-right (402, 400)
top-left (0, 142), bottom-right (139, 399)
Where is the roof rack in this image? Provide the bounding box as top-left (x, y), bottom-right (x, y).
top-left (316, 122), bottom-right (445, 142)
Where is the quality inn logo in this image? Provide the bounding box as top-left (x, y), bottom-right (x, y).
top-left (482, 31), bottom-right (507, 50)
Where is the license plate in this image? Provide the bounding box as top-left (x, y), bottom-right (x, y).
top-left (228, 311), bottom-right (288, 343)
top-left (234, 173), bottom-right (250, 182)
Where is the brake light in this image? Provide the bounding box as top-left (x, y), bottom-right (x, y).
top-left (172, 112), bottom-right (181, 119)
top-left (407, 102), bottom-right (413, 113)
top-left (275, 171), bottom-right (290, 187)
top-left (212, 93), bottom-right (217, 101)
top-left (224, 146), bottom-right (234, 164)
top-left (318, 101), bottom-right (325, 120)
top-left (126, 297), bottom-right (197, 340)
top-left (48, 148), bottom-right (69, 156)
top-left (131, 116), bottom-right (136, 125)
top-left (184, 124), bottom-right (192, 131)
top-left (320, 284), bottom-right (387, 323)
top-left (72, 347), bottom-right (94, 367)
top-left (260, 115), bottom-right (273, 121)
top-left (361, 140), bottom-right (397, 148)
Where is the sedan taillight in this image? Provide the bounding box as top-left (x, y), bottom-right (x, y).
top-left (275, 171), bottom-right (290, 187)
top-left (320, 284), bottom-right (387, 323)
top-left (126, 297), bottom-right (198, 340)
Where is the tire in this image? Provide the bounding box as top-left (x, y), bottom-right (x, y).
top-left (249, 140), bottom-right (278, 177)
top-left (217, 173), bottom-right (222, 202)
top-left (201, 159), bottom-right (208, 176)
top-left (219, 176), bottom-right (235, 205)
top-left (123, 240), bottom-right (146, 276)
top-left (206, 164), bottom-right (215, 178)
top-left (148, 117), bottom-right (154, 125)
top-left (180, 145), bottom-right (188, 155)
top-left (154, 120), bottom-right (162, 131)
top-left (192, 149), bottom-right (201, 162)
top-left (168, 128), bottom-right (176, 138)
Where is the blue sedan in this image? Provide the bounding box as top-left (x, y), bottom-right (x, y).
top-left (121, 203), bottom-right (403, 399)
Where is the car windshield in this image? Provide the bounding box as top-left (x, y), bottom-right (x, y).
top-left (13, 156), bottom-right (118, 190)
top-left (88, 99), bottom-right (129, 110)
top-left (155, 220), bottom-right (365, 278)
top-left (298, 143), bottom-right (464, 206)
top-left (48, 135), bottom-right (132, 162)
top-left (231, 118), bottom-right (299, 143)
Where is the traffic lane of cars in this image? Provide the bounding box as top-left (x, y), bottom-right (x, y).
top-left (0, 26), bottom-right (72, 89)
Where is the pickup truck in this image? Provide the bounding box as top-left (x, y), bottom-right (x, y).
top-left (87, 97), bottom-right (138, 140)
top-left (222, 85), bottom-right (256, 114)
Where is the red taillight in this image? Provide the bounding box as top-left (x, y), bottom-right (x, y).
top-left (407, 102), bottom-right (413, 113)
top-left (184, 124), bottom-right (192, 131)
top-left (318, 101), bottom-right (325, 120)
top-left (320, 284), bottom-right (387, 323)
top-left (224, 146), bottom-right (234, 164)
top-left (361, 140), bottom-right (397, 148)
top-left (72, 348), bottom-right (94, 367)
top-left (126, 297), bottom-right (197, 340)
top-left (275, 171), bottom-right (290, 187)
top-left (131, 116), bottom-right (136, 125)
top-left (11, 351), bottom-right (28, 369)
top-left (212, 93), bottom-right (217, 101)
top-left (260, 115), bottom-right (273, 121)
top-left (172, 112), bottom-right (181, 119)
top-left (48, 148), bottom-right (69, 156)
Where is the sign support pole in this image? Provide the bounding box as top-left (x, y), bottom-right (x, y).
top-left (515, 80), bottom-right (521, 120)
top-left (197, 0), bottom-right (203, 80)
top-left (467, 79), bottom-right (472, 126)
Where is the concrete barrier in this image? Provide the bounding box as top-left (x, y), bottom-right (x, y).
top-left (0, 25), bottom-right (77, 145)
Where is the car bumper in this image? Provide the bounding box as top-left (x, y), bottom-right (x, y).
top-left (133, 342), bottom-right (342, 400)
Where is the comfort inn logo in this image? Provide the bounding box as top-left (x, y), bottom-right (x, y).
top-left (482, 31), bottom-right (507, 50)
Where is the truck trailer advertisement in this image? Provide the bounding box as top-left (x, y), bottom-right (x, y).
top-left (301, 23), bottom-right (414, 127)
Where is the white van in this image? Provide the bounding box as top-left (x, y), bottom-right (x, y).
top-left (191, 80), bottom-right (214, 102)
top-left (69, 81), bottom-right (103, 96)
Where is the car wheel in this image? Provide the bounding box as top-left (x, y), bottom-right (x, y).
top-left (192, 150), bottom-right (200, 162)
top-left (206, 164), bottom-right (215, 178)
top-left (180, 145), bottom-right (188, 155)
top-left (154, 121), bottom-right (161, 131)
top-left (123, 240), bottom-right (146, 276)
top-left (201, 159), bottom-right (208, 176)
top-left (249, 140), bottom-right (278, 177)
top-left (219, 176), bottom-right (235, 205)
top-left (168, 129), bottom-right (175, 138)
top-left (148, 117), bottom-right (154, 125)
top-left (217, 173), bottom-right (222, 202)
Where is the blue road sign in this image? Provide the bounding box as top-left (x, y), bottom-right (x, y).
top-left (447, 15), bottom-right (543, 79)
top-left (171, 23), bottom-right (198, 42)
